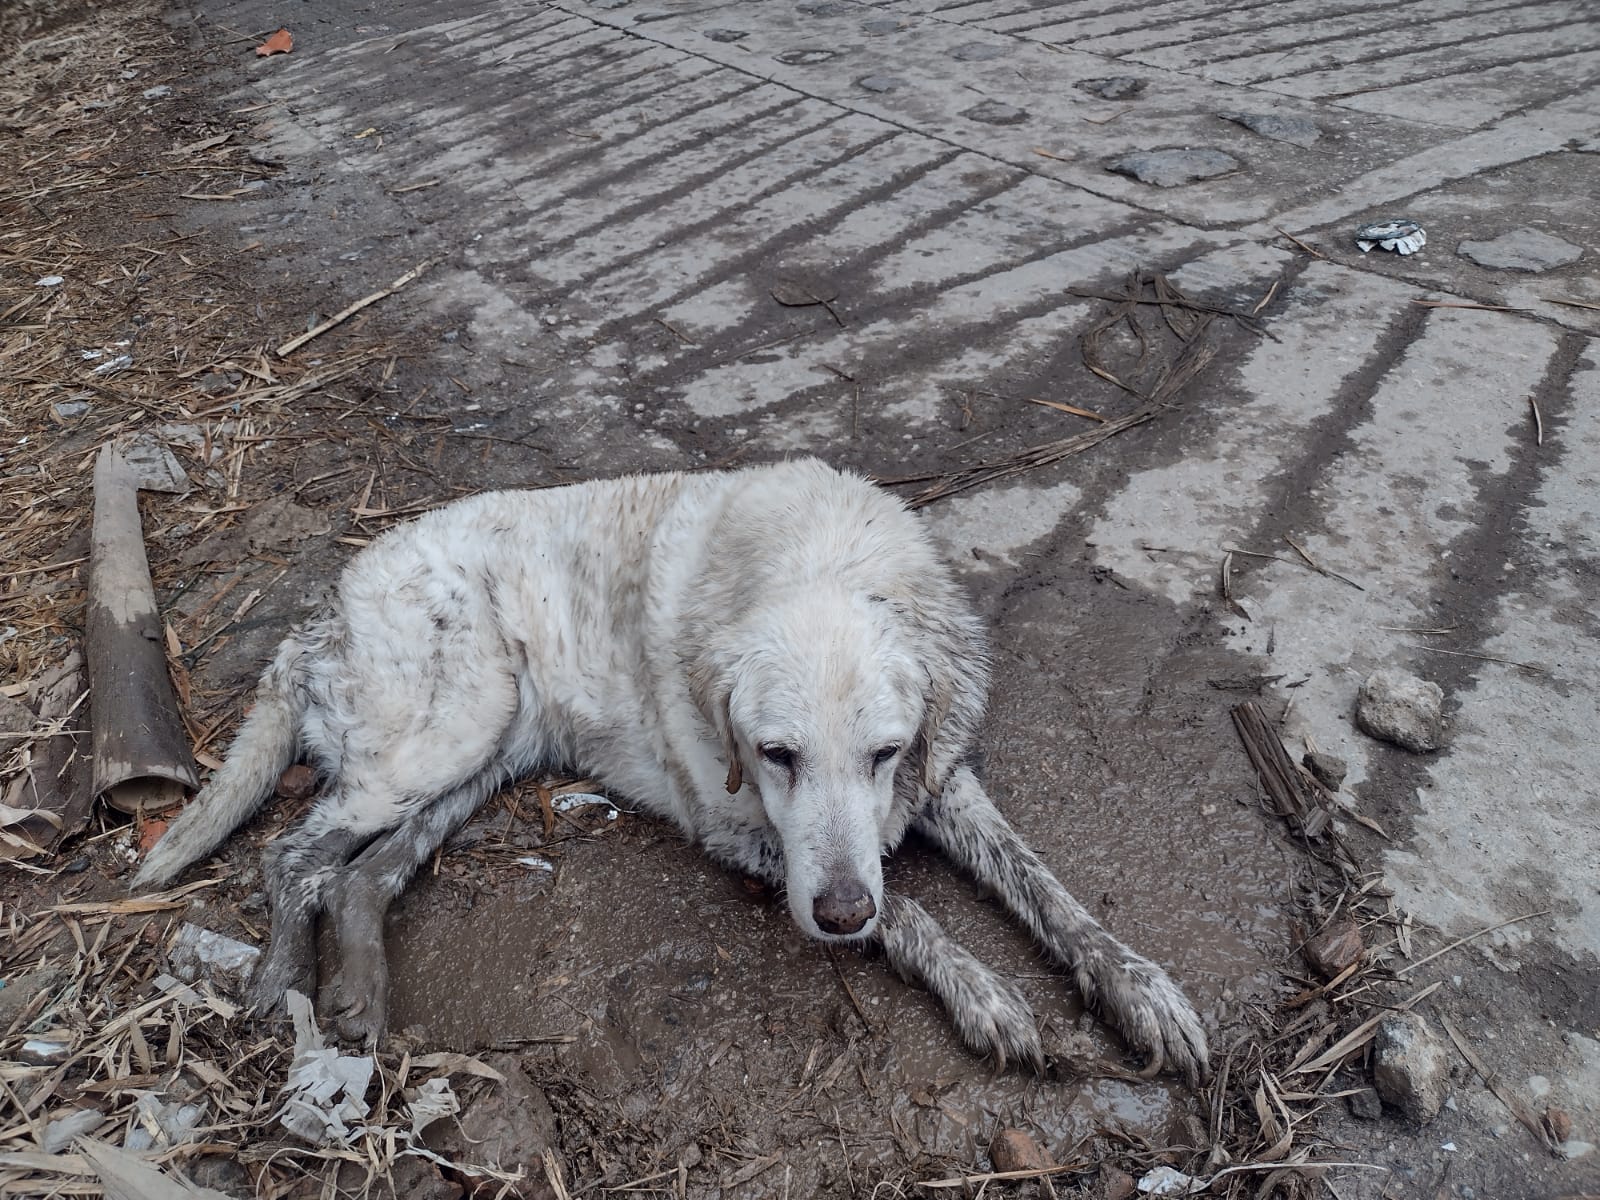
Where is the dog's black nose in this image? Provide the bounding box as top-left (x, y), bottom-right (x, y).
top-left (813, 882), bottom-right (876, 935)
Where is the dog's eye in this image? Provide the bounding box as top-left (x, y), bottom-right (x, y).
top-left (872, 745), bottom-right (901, 768)
top-left (761, 745), bottom-right (797, 771)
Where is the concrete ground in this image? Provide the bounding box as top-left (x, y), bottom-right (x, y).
top-left (13, 0), bottom-right (1598, 1195)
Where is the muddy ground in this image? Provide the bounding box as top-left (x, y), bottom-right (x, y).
top-left (3, 1), bottom-right (1597, 1198)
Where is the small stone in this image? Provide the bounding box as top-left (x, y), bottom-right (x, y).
top-left (276, 763), bottom-right (318, 800)
top-left (142, 85), bottom-right (173, 99)
top-left (1303, 919), bottom-right (1363, 978)
top-left (19, 1038), bottom-right (71, 1066)
top-left (961, 100), bottom-right (1029, 125)
top-left (187, 1158), bottom-right (254, 1199)
top-left (1346, 1087), bottom-right (1383, 1121)
top-left (702, 28), bottom-right (746, 42)
top-left (797, 0), bottom-right (854, 13)
top-left (950, 41), bottom-right (1009, 61)
top-left (1356, 669), bottom-right (1444, 753)
top-left (198, 371), bottom-right (236, 395)
top-left (1302, 749), bottom-right (1347, 789)
top-left (1099, 1166), bottom-right (1135, 1199)
top-left (1217, 111), bottom-right (1321, 147)
top-left (1457, 228), bottom-right (1583, 272)
top-left (774, 48), bottom-right (837, 65)
top-left (989, 1127), bottom-right (1050, 1173)
top-left (0, 695), bottom-right (32, 736)
top-left (1106, 148), bottom-right (1239, 188)
top-left (1373, 1012), bottom-right (1449, 1124)
top-left (1078, 75), bottom-right (1146, 100)
top-left (53, 399), bottom-right (92, 419)
top-left (862, 17), bottom-right (903, 34)
top-left (856, 74), bottom-right (905, 94)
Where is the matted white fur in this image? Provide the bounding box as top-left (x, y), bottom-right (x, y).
top-left (136, 459), bottom-right (1208, 1080)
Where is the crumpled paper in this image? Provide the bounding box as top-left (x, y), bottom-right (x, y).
top-left (276, 991), bottom-right (373, 1144)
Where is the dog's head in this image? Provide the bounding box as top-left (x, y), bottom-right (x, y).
top-left (694, 583), bottom-right (988, 943)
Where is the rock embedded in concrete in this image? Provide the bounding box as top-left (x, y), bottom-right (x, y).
top-left (950, 41), bottom-right (1009, 62)
top-left (1356, 669), bottom-right (1444, 752)
top-left (702, 28), bottom-right (747, 42)
top-left (961, 100), bottom-right (1029, 125)
top-left (1457, 228), bottom-right (1583, 272)
top-left (1217, 110), bottom-right (1321, 148)
top-left (1106, 148), bottom-right (1240, 188)
top-left (1373, 1012), bottom-right (1450, 1124)
top-left (1302, 749), bottom-right (1348, 789)
top-left (857, 74), bottom-right (905, 94)
top-left (775, 48), bottom-right (837, 66)
top-left (1078, 76), bottom-right (1146, 100)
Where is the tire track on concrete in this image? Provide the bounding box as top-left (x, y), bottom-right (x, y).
top-left (1094, 0), bottom-right (1546, 71)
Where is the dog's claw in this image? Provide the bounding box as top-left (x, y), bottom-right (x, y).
top-left (1081, 955), bottom-right (1209, 1086)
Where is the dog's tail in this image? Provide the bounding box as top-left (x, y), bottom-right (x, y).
top-left (133, 643), bottom-right (308, 889)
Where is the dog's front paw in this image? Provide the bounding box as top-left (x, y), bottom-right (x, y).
top-left (941, 964), bottom-right (1044, 1073)
top-left (246, 946), bottom-right (314, 1016)
top-left (1080, 954), bottom-right (1209, 1084)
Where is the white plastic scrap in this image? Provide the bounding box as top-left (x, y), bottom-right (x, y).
top-left (277, 991), bottom-right (374, 1145)
top-left (1138, 1165), bottom-right (1206, 1196)
top-left (406, 1077), bottom-right (460, 1138)
top-left (125, 1091), bottom-right (204, 1151)
top-left (40, 1107), bottom-right (103, 1154)
top-left (552, 792), bottom-right (620, 820)
top-left (1354, 218), bottom-right (1426, 255)
top-left (36, 275), bottom-right (64, 287)
top-left (516, 855), bottom-right (555, 871)
top-left (169, 922), bottom-right (261, 994)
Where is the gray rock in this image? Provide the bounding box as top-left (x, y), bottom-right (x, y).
top-left (113, 432), bottom-right (190, 493)
top-left (141, 85), bottom-right (172, 100)
top-left (1457, 229), bottom-right (1583, 272)
top-left (961, 100), bottom-right (1029, 126)
top-left (1078, 76), bottom-right (1146, 100)
top-left (950, 41), bottom-right (1009, 62)
top-left (862, 17), bottom-right (903, 34)
top-left (0, 695), bottom-right (34, 736)
top-left (857, 74), bottom-right (905, 94)
top-left (703, 28), bottom-right (747, 42)
top-left (1346, 1086), bottom-right (1383, 1121)
top-left (1373, 1012), bottom-right (1449, 1124)
top-left (797, 0), bottom-right (854, 13)
top-left (1302, 750), bottom-right (1347, 790)
top-left (1106, 148), bottom-right (1239, 188)
top-left (1356, 669), bottom-right (1444, 753)
top-left (1217, 110), bottom-right (1321, 148)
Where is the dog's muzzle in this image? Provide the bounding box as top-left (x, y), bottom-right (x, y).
top-left (813, 881), bottom-right (876, 936)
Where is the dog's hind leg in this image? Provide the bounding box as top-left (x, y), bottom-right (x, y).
top-left (914, 764), bottom-right (1209, 1084)
top-left (324, 771), bottom-right (504, 1046)
top-left (877, 892), bottom-right (1043, 1071)
top-left (249, 823), bottom-right (370, 1013)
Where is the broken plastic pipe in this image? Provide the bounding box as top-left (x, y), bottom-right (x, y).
top-left (86, 445), bottom-right (198, 815)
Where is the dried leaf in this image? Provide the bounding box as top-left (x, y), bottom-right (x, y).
top-left (256, 28), bottom-right (293, 57)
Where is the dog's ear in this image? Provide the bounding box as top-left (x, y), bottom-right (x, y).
top-left (720, 691), bottom-right (743, 795)
top-left (689, 655), bottom-right (745, 795)
top-left (885, 585), bottom-right (989, 799)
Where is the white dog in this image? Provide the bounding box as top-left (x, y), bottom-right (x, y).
top-left (137, 458), bottom-right (1208, 1081)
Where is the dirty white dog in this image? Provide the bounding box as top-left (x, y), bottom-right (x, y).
top-left (137, 458), bottom-right (1208, 1081)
